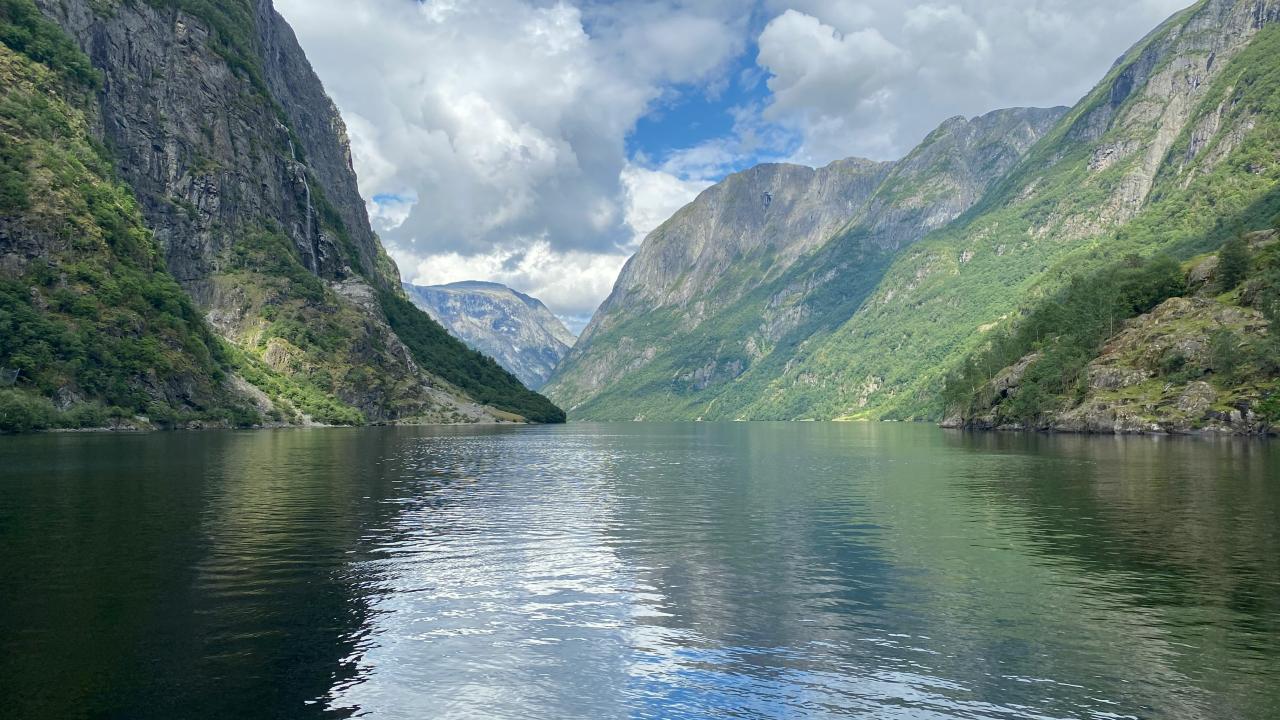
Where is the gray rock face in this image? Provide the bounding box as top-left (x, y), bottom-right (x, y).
top-left (35, 0), bottom-right (392, 299)
top-left (30, 0), bottom-right (519, 423)
top-left (404, 282), bottom-right (575, 390)
top-left (962, 294), bottom-right (1274, 437)
top-left (546, 107), bottom-right (1065, 418)
top-left (584, 158), bottom-right (894, 339)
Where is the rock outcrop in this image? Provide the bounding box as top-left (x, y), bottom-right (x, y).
top-left (742, 0), bottom-right (1280, 422)
top-left (971, 296), bottom-right (1273, 436)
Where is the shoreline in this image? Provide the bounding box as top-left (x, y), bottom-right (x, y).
top-left (4, 418), bottom-right (544, 437)
top-left (940, 419), bottom-right (1275, 439)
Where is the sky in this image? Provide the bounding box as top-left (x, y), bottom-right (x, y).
top-left (276, 0), bottom-right (1190, 332)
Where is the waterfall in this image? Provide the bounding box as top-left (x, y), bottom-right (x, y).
top-left (287, 137), bottom-right (313, 248)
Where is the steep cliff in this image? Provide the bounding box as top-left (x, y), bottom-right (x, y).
top-left (0, 8), bottom-right (247, 431)
top-left (546, 108), bottom-right (1064, 419)
top-left (0, 0), bottom-right (564, 429)
top-left (404, 282), bottom-right (574, 390)
top-left (766, 0), bottom-right (1280, 423)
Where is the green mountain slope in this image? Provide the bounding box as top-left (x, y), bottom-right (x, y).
top-left (547, 108), bottom-right (1064, 420)
top-left (737, 0), bottom-right (1280, 422)
top-left (943, 229), bottom-right (1280, 434)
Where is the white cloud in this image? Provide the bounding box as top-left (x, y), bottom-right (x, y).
top-left (277, 0), bottom-right (747, 321)
top-left (757, 10), bottom-right (909, 161)
top-left (278, 0), bottom-right (1194, 321)
top-left (278, 0), bottom-right (745, 255)
top-left (756, 0), bottom-right (1192, 163)
top-left (620, 165), bottom-right (713, 247)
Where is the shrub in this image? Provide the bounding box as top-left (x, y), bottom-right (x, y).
top-left (944, 254), bottom-right (1186, 422)
top-left (1258, 384), bottom-right (1280, 423)
top-left (0, 0), bottom-right (100, 86)
top-left (0, 389), bottom-right (55, 433)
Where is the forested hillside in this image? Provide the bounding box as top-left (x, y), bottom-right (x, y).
top-left (547, 108), bottom-right (1065, 419)
top-left (772, 0), bottom-right (1280, 423)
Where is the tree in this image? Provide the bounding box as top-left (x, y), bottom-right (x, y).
top-left (1217, 237), bottom-right (1251, 293)
top-left (1209, 328), bottom-right (1247, 384)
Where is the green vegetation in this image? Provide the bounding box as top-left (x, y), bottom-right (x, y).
top-left (555, 231), bottom-right (898, 421)
top-left (1, 0), bottom-right (565, 433)
top-left (547, 110), bottom-right (1066, 421)
top-left (1208, 328), bottom-right (1247, 384)
top-left (1217, 237), bottom-right (1250, 292)
top-left (140, 0), bottom-right (265, 92)
top-left (380, 290), bottom-right (565, 423)
top-left (740, 16), bottom-right (1280, 422)
top-left (945, 231), bottom-right (1280, 429)
top-left (0, 0), bottom-right (98, 85)
top-left (942, 255), bottom-right (1185, 424)
top-left (0, 39), bottom-right (261, 432)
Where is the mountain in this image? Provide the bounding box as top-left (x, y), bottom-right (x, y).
top-left (0, 0), bottom-right (563, 431)
top-left (545, 107), bottom-right (1066, 419)
top-left (761, 0), bottom-right (1280, 424)
top-left (403, 282), bottom-right (575, 390)
top-left (549, 0), bottom-right (1280, 429)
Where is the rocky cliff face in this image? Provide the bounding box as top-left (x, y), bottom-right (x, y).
top-left (404, 282), bottom-right (575, 390)
top-left (742, 0), bottom-right (1280, 423)
top-left (1, 0), bottom-right (562, 428)
top-left (546, 108), bottom-right (1064, 419)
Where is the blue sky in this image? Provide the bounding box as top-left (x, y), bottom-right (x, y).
top-left (625, 23), bottom-right (782, 176)
top-left (278, 0), bottom-right (1192, 328)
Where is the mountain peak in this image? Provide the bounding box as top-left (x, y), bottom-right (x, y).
top-left (404, 283), bottom-right (575, 390)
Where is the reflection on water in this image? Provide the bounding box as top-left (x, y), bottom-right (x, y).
top-left (0, 424), bottom-right (1277, 719)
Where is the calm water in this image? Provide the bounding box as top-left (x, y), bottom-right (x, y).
top-left (1, 424), bottom-right (1277, 719)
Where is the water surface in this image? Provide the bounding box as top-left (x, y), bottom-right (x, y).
top-left (1, 424), bottom-right (1277, 719)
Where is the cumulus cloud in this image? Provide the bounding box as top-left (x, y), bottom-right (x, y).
top-left (620, 165), bottom-right (713, 247)
top-left (756, 0), bottom-right (1191, 163)
top-left (278, 0), bottom-right (1193, 321)
top-left (278, 0), bottom-right (747, 320)
top-left (393, 241), bottom-right (630, 334)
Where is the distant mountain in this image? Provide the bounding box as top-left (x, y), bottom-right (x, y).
top-left (404, 282), bottom-right (575, 390)
top-left (544, 107), bottom-right (1065, 419)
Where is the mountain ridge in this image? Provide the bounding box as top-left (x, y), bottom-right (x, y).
top-left (549, 0), bottom-right (1280, 429)
top-left (546, 106), bottom-right (1067, 419)
top-left (404, 281), bottom-right (575, 390)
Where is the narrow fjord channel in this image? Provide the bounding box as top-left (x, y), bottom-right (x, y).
top-left (1, 424), bottom-right (1277, 719)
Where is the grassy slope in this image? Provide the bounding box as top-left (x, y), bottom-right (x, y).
top-left (562, 234), bottom-right (898, 421)
top-left (947, 232), bottom-right (1280, 428)
top-left (158, 0), bottom-right (565, 423)
top-left (380, 290), bottom-right (566, 423)
top-left (759, 8), bottom-right (1280, 422)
